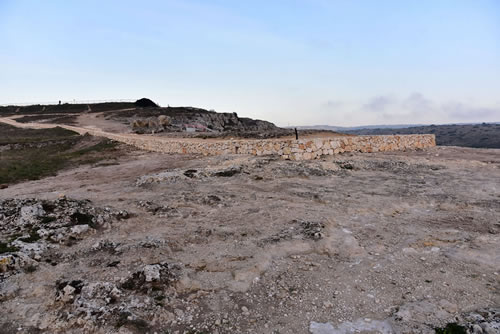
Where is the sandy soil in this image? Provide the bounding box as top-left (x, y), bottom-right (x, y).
top-left (75, 112), bottom-right (132, 134)
top-left (1, 145), bottom-right (499, 333)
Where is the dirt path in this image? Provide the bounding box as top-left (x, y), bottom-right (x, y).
top-left (74, 111), bottom-right (133, 133)
top-left (0, 117), bottom-right (282, 144)
top-left (0, 116), bottom-right (138, 139)
top-left (0, 116), bottom-right (192, 145)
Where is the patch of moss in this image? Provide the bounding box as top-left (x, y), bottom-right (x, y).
top-left (19, 227), bottom-right (41, 243)
top-left (154, 294), bottom-right (165, 301)
top-left (40, 216), bottom-right (57, 224)
top-left (70, 211), bottom-right (94, 226)
top-left (41, 202), bottom-right (56, 212)
top-left (8, 233), bottom-right (23, 242)
top-left (0, 242), bottom-right (19, 254)
top-left (435, 323), bottom-right (467, 334)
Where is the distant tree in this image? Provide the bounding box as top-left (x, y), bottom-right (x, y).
top-left (135, 98), bottom-right (159, 108)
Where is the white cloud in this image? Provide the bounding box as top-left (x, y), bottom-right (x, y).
top-left (403, 93), bottom-right (434, 114)
top-left (362, 95), bottom-right (394, 113)
top-left (443, 102), bottom-right (500, 121)
top-left (322, 100), bottom-right (343, 109)
top-left (317, 93), bottom-right (500, 126)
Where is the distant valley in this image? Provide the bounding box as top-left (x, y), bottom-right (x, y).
top-left (294, 123), bottom-right (500, 148)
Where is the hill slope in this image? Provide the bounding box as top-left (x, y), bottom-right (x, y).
top-left (344, 123), bottom-right (500, 148)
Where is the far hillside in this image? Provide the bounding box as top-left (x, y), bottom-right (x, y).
top-left (0, 99), bottom-right (296, 138)
top-left (344, 123), bottom-right (500, 149)
top-left (0, 102), bottom-right (137, 115)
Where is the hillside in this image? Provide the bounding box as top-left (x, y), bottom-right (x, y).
top-left (105, 106), bottom-right (288, 137)
top-left (0, 102), bottom-right (136, 116)
top-left (0, 100), bottom-right (293, 138)
top-left (344, 123), bottom-right (500, 148)
top-left (293, 123), bottom-right (500, 149)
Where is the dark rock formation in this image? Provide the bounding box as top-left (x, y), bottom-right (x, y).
top-left (128, 106), bottom-right (290, 137)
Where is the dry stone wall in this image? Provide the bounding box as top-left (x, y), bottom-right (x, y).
top-left (0, 118), bottom-right (436, 160)
top-left (131, 134), bottom-right (435, 160)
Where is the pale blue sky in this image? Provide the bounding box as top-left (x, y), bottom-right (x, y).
top-left (1, 0), bottom-right (499, 126)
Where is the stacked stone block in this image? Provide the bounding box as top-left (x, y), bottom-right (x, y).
top-left (0, 118), bottom-right (436, 160)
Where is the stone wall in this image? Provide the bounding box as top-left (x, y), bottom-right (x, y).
top-left (154, 135), bottom-right (433, 160)
top-left (66, 127), bottom-right (436, 160)
top-left (0, 118), bottom-right (436, 160)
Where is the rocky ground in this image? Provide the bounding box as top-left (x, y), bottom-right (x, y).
top-left (0, 146), bottom-right (499, 333)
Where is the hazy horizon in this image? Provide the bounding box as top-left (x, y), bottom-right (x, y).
top-left (1, 0), bottom-right (499, 126)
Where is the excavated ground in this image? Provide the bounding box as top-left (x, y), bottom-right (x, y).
top-left (0, 146), bottom-right (499, 334)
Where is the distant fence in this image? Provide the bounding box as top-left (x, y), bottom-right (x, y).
top-left (0, 99), bottom-right (136, 107)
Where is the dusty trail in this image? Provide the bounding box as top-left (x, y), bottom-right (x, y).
top-left (0, 116), bottom-right (168, 142)
top-left (0, 116), bottom-right (297, 144)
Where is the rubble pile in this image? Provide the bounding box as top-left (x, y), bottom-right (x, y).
top-left (128, 106), bottom-right (283, 136)
top-left (51, 263), bottom-right (182, 330)
top-left (0, 197), bottom-right (128, 277)
top-left (261, 219), bottom-right (326, 245)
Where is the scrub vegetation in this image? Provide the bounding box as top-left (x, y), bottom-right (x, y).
top-left (0, 123), bottom-right (120, 185)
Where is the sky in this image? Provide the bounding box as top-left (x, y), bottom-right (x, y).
top-left (1, 0), bottom-right (499, 126)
